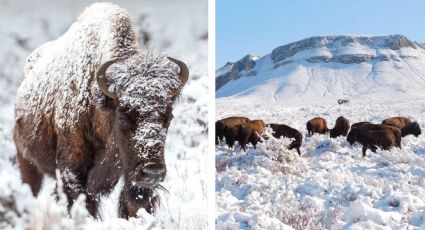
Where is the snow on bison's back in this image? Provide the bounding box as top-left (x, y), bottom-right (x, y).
top-left (13, 2), bottom-right (189, 219)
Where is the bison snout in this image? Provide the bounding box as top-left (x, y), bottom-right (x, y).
top-left (136, 163), bottom-right (166, 187)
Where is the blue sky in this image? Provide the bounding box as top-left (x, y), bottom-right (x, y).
top-left (216, 0), bottom-right (425, 68)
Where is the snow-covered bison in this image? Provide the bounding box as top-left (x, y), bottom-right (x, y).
top-left (306, 117), bottom-right (329, 136)
top-left (13, 3), bottom-right (188, 219)
top-left (382, 116), bottom-right (421, 137)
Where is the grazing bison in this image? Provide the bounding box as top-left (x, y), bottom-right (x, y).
top-left (330, 116), bottom-right (350, 138)
top-left (382, 116), bottom-right (421, 137)
top-left (347, 124), bottom-right (401, 152)
top-left (13, 3), bottom-right (188, 219)
top-left (306, 117), bottom-right (329, 135)
top-left (358, 129), bottom-right (398, 157)
top-left (237, 119), bottom-right (266, 151)
top-left (269, 124), bottom-right (303, 156)
top-left (216, 116), bottom-right (250, 144)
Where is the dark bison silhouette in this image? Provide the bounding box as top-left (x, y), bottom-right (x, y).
top-left (269, 123), bottom-right (303, 156)
top-left (330, 116), bottom-right (350, 138)
top-left (347, 123), bottom-right (401, 156)
top-left (216, 116), bottom-right (250, 144)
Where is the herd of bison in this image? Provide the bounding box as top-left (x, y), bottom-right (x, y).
top-left (216, 116), bottom-right (422, 157)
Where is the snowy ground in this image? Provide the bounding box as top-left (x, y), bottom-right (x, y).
top-left (216, 99), bottom-right (425, 229)
top-left (0, 0), bottom-right (208, 229)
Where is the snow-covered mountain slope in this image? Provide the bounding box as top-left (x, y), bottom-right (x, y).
top-left (216, 100), bottom-right (425, 229)
top-left (0, 0), bottom-right (208, 229)
top-left (216, 35), bottom-right (425, 105)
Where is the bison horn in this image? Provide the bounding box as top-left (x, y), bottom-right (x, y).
top-left (96, 59), bottom-right (122, 99)
top-left (167, 57), bottom-right (189, 86)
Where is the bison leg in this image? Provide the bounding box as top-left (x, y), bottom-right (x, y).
top-left (17, 151), bottom-right (43, 196)
top-left (118, 184), bottom-right (159, 219)
top-left (55, 132), bottom-right (96, 217)
top-left (362, 146), bottom-right (367, 157)
top-left (227, 140), bottom-right (235, 149)
top-left (240, 143), bottom-right (246, 151)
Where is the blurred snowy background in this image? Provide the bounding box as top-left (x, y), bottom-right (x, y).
top-left (0, 0), bottom-right (208, 229)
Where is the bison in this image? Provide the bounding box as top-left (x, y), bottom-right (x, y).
top-left (223, 125), bottom-right (241, 149)
top-left (306, 117), bottom-right (329, 136)
top-left (237, 120), bottom-right (266, 151)
top-left (13, 3), bottom-right (188, 219)
top-left (351, 121), bottom-right (372, 129)
top-left (347, 124), bottom-right (402, 156)
top-left (216, 116), bottom-right (250, 144)
top-left (269, 124), bottom-right (303, 156)
top-left (358, 129), bottom-right (398, 157)
top-left (330, 116), bottom-right (350, 138)
top-left (382, 116), bottom-right (421, 137)
top-left (346, 122), bottom-right (372, 145)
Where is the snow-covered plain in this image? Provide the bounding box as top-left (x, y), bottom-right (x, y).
top-left (0, 0), bottom-right (208, 229)
top-left (216, 99), bottom-right (425, 229)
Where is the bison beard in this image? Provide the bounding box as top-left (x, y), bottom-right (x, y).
top-left (118, 183), bottom-right (162, 218)
top-left (13, 3), bottom-right (188, 219)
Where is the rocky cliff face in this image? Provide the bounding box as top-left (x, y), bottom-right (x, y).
top-left (216, 54), bottom-right (258, 90)
top-left (271, 35), bottom-right (418, 64)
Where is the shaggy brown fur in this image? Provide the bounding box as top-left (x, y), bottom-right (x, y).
top-left (351, 121), bottom-right (372, 129)
top-left (346, 122), bottom-right (372, 145)
top-left (358, 129), bottom-right (398, 157)
top-left (216, 116), bottom-right (250, 144)
top-left (306, 117), bottom-right (329, 135)
top-left (330, 116), bottom-right (350, 138)
top-left (13, 4), bottom-right (187, 219)
top-left (220, 116), bottom-right (250, 127)
top-left (269, 123), bottom-right (303, 156)
top-left (347, 124), bottom-right (401, 154)
top-left (238, 125), bottom-right (261, 151)
top-left (223, 125), bottom-right (241, 149)
top-left (237, 120), bottom-right (266, 151)
top-left (382, 116), bottom-right (421, 137)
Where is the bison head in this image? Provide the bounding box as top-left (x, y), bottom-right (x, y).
top-left (95, 53), bottom-right (188, 188)
top-left (329, 128), bottom-right (338, 138)
top-left (409, 122), bottom-right (421, 137)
